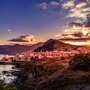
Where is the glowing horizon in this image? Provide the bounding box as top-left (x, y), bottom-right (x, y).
top-left (63, 40), bottom-right (90, 45)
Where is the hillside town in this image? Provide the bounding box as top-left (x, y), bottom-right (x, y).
top-left (0, 45), bottom-right (90, 63)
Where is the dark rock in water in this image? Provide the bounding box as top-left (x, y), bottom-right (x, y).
top-left (6, 73), bottom-right (12, 77)
top-left (12, 66), bottom-right (16, 69)
top-left (15, 63), bottom-right (25, 68)
top-left (2, 70), bottom-right (20, 76)
top-left (10, 71), bottom-right (20, 76)
top-left (2, 71), bottom-right (12, 76)
top-left (13, 73), bottom-right (23, 90)
top-left (2, 71), bottom-right (8, 75)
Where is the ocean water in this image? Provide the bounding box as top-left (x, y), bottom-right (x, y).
top-left (0, 65), bottom-right (18, 83)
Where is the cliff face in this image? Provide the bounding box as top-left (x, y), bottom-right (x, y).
top-left (34, 39), bottom-right (67, 52)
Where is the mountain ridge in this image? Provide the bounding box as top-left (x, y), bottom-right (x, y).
top-left (0, 42), bottom-right (43, 55)
top-left (34, 39), bottom-right (68, 52)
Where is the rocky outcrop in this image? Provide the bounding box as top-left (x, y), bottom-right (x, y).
top-left (2, 70), bottom-right (20, 76)
top-left (14, 58), bottom-right (90, 90)
top-left (35, 70), bottom-right (90, 90)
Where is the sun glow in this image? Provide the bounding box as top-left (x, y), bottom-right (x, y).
top-left (82, 29), bottom-right (88, 35)
top-left (64, 40), bottom-right (90, 45)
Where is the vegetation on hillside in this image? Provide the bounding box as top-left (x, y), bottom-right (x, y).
top-left (68, 54), bottom-right (90, 71)
top-left (0, 79), bottom-right (17, 90)
top-left (22, 58), bottom-right (63, 78)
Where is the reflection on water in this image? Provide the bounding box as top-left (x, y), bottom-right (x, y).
top-left (0, 65), bottom-right (18, 83)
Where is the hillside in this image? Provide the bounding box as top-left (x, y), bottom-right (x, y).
top-left (0, 43), bottom-right (43, 55)
top-left (34, 39), bottom-right (68, 52)
top-left (15, 56), bottom-right (90, 90)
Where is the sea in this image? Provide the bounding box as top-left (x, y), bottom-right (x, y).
top-left (0, 64), bottom-right (19, 83)
top-left (0, 54), bottom-right (19, 83)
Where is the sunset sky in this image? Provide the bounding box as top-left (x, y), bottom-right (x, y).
top-left (0, 0), bottom-right (90, 45)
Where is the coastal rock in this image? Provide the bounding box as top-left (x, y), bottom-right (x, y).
top-left (10, 71), bottom-right (20, 76)
top-left (2, 70), bottom-right (20, 76)
top-left (14, 58), bottom-right (90, 90)
top-left (2, 71), bottom-right (8, 74)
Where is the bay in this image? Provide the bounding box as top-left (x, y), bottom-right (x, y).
top-left (0, 65), bottom-right (19, 83)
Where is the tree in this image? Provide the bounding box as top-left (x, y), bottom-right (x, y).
top-left (25, 57), bottom-right (28, 61)
top-left (0, 79), bottom-right (17, 90)
top-left (30, 56), bottom-right (35, 61)
top-left (68, 54), bottom-right (90, 71)
top-left (18, 57), bottom-right (21, 61)
top-left (61, 56), bottom-right (65, 60)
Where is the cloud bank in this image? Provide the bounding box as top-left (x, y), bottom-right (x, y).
top-left (38, 2), bottom-right (47, 10)
top-left (8, 35), bottom-right (35, 42)
top-left (62, 0), bottom-right (75, 9)
top-left (37, 0), bottom-right (90, 44)
top-left (56, 20), bottom-right (90, 41)
top-left (37, 0), bottom-right (90, 19)
top-left (55, 0), bottom-right (90, 43)
top-left (37, 1), bottom-right (60, 10)
top-left (61, 0), bottom-right (90, 20)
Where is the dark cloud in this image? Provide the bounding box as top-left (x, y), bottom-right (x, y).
top-left (75, 0), bottom-right (87, 3)
top-left (8, 35), bottom-right (35, 42)
top-left (58, 32), bottom-right (84, 38)
top-left (66, 22), bottom-right (83, 27)
top-left (73, 32), bottom-right (84, 37)
top-left (60, 37), bottom-right (90, 41)
top-left (84, 21), bottom-right (90, 27)
top-left (9, 39), bottom-right (29, 42)
top-left (59, 33), bottom-right (71, 37)
top-left (84, 14), bottom-right (90, 27)
top-left (66, 20), bottom-right (90, 28)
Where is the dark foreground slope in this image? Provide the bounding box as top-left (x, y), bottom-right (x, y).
top-left (14, 57), bottom-right (90, 90)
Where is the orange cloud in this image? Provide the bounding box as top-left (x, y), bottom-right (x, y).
top-left (38, 2), bottom-right (47, 9)
top-left (8, 35), bottom-right (35, 42)
top-left (61, 0), bottom-right (90, 20)
top-left (66, 2), bottom-right (90, 20)
top-left (76, 2), bottom-right (87, 8)
top-left (56, 20), bottom-right (90, 42)
top-left (49, 1), bottom-right (59, 6)
top-left (62, 0), bottom-right (75, 9)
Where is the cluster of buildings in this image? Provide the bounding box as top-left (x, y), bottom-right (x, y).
top-left (0, 45), bottom-right (90, 63)
top-left (33, 45), bottom-right (90, 58)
